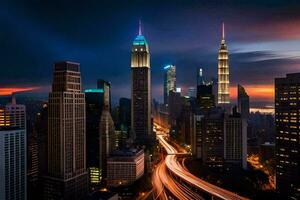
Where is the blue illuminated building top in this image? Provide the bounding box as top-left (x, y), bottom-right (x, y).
top-left (133, 35), bottom-right (147, 46)
top-left (164, 65), bottom-right (172, 70)
top-left (84, 88), bottom-right (104, 93)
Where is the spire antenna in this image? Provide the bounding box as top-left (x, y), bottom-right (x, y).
top-left (222, 22), bottom-right (225, 39)
top-left (139, 20), bottom-right (142, 35)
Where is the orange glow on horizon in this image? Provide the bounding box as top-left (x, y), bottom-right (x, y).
top-left (0, 87), bottom-right (39, 96)
top-left (230, 84), bottom-right (274, 101)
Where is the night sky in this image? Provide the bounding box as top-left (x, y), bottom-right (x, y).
top-left (1, 0), bottom-right (300, 105)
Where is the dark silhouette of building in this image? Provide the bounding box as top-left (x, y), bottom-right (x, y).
top-left (119, 98), bottom-right (131, 135)
top-left (44, 61), bottom-right (87, 200)
top-left (197, 84), bottom-right (215, 113)
top-left (163, 65), bottom-right (176, 105)
top-left (97, 79), bottom-right (111, 111)
top-left (34, 103), bottom-right (48, 199)
top-left (168, 90), bottom-right (182, 136)
top-left (224, 107), bottom-right (247, 169)
top-left (202, 108), bottom-right (225, 168)
top-left (85, 88), bottom-right (106, 190)
top-left (99, 106), bottom-right (116, 183)
top-left (131, 22), bottom-right (152, 144)
top-left (237, 84), bottom-right (250, 119)
top-left (275, 73), bottom-right (300, 199)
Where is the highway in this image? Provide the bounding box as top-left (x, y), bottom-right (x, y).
top-left (152, 124), bottom-right (248, 200)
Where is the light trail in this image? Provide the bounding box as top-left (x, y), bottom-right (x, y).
top-left (152, 154), bottom-right (204, 200)
top-left (154, 123), bottom-right (249, 200)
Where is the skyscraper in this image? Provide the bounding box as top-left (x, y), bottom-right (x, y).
top-left (217, 23), bottom-right (230, 105)
top-left (85, 88), bottom-right (106, 189)
top-left (0, 97), bottom-right (27, 200)
top-left (44, 61), bottom-right (87, 200)
top-left (163, 64), bottom-right (176, 105)
top-left (131, 21), bottom-right (152, 144)
top-left (99, 105), bottom-right (116, 183)
top-left (35, 103), bottom-right (48, 199)
top-left (188, 87), bottom-right (197, 98)
top-left (202, 108), bottom-right (225, 168)
top-left (97, 79), bottom-right (111, 111)
top-left (0, 128), bottom-right (27, 200)
top-left (237, 84), bottom-right (250, 119)
top-left (196, 84), bottom-right (215, 113)
top-left (197, 67), bottom-right (205, 86)
top-left (224, 108), bottom-right (247, 169)
top-left (275, 73), bottom-right (300, 199)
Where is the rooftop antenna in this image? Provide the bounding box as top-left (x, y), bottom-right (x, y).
top-left (222, 22), bottom-right (225, 40)
top-left (139, 19), bottom-right (142, 35)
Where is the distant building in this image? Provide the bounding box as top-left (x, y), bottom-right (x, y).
top-left (36, 103), bottom-right (48, 186)
top-left (27, 122), bottom-right (39, 200)
top-left (168, 90), bottom-right (182, 135)
top-left (259, 142), bottom-right (275, 163)
top-left (192, 114), bottom-right (204, 159)
top-left (97, 80), bottom-right (111, 111)
top-left (197, 84), bottom-right (215, 113)
top-left (99, 106), bottom-right (116, 183)
top-left (188, 87), bottom-right (197, 98)
top-left (224, 108), bottom-right (247, 169)
top-left (202, 108), bottom-right (225, 168)
top-left (0, 97), bottom-right (27, 200)
top-left (237, 84), bottom-right (250, 119)
top-left (5, 96), bottom-right (26, 129)
top-left (218, 23), bottom-right (230, 106)
top-left (107, 148), bottom-right (144, 187)
top-left (163, 64), bottom-right (176, 105)
top-left (131, 22), bottom-right (152, 144)
top-left (178, 97), bottom-right (193, 145)
top-left (119, 98), bottom-right (131, 134)
top-left (197, 68), bottom-right (205, 86)
top-left (44, 61), bottom-right (88, 200)
top-left (193, 107), bottom-right (247, 169)
top-left (275, 73), bottom-right (300, 199)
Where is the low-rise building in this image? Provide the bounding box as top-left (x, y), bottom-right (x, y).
top-left (107, 148), bottom-right (144, 187)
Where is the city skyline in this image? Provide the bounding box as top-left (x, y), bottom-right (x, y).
top-left (0, 1), bottom-right (297, 199)
top-left (1, 1), bottom-right (300, 104)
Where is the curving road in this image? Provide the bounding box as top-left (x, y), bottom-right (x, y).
top-left (153, 124), bottom-right (248, 200)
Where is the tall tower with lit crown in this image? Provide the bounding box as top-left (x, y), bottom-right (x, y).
top-left (131, 21), bottom-right (152, 144)
top-left (218, 23), bottom-right (230, 105)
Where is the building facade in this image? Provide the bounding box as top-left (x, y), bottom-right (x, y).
top-left (197, 84), bottom-right (215, 113)
top-left (99, 106), bottom-right (116, 183)
top-left (119, 98), bottom-right (131, 134)
top-left (44, 61), bottom-right (87, 200)
top-left (275, 73), bottom-right (300, 199)
top-left (217, 23), bottom-right (230, 105)
top-left (107, 149), bottom-right (144, 187)
top-left (0, 98), bottom-right (27, 200)
top-left (85, 88), bottom-right (107, 189)
top-left (224, 110), bottom-right (247, 169)
top-left (163, 64), bottom-right (176, 105)
top-left (131, 23), bottom-right (152, 144)
top-left (0, 128), bottom-right (27, 200)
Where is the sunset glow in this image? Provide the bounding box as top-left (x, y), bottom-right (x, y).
top-left (0, 87), bottom-right (39, 96)
top-left (230, 84), bottom-right (274, 101)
